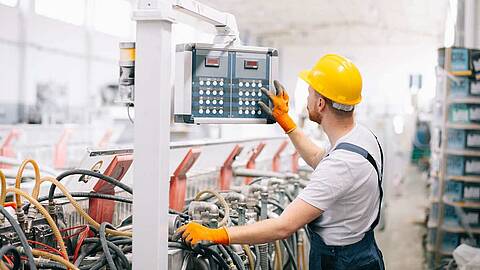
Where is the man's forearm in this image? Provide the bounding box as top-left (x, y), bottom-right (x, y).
top-left (227, 218), bottom-right (292, 245)
top-left (288, 128), bottom-right (325, 168)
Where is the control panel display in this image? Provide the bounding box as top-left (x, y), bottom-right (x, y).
top-left (175, 44), bottom-right (278, 124)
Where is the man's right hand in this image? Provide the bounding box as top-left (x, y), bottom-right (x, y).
top-left (258, 80), bottom-right (297, 134)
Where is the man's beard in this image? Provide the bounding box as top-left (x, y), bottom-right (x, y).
top-left (307, 107), bottom-right (323, 125)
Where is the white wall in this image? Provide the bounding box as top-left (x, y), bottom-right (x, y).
top-left (0, 3), bottom-right (122, 123)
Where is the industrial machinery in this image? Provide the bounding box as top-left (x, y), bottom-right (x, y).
top-left (174, 44), bottom-right (278, 124)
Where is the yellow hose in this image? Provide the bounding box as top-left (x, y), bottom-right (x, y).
top-left (243, 245), bottom-right (255, 270)
top-left (0, 170), bottom-right (6, 206)
top-left (31, 249), bottom-right (79, 270)
top-left (15, 159), bottom-right (41, 207)
top-left (6, 187), bottom-right (68, 259)
top-left (274, 240), bottom-right (283, 270)
top-left (40, 176), bottom-right (132, 237)
top-left (194, 190), bottom-right (230, 227)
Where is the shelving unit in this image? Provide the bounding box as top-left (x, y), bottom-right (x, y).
top-left (427, 47), bottom-right (480, 269)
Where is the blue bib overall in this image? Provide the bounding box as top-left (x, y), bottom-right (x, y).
top-left (308, 136), bottom-right (385, 270)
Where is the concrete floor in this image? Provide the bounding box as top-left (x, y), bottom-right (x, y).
top-left (376, 165), bottom-right (429, 270)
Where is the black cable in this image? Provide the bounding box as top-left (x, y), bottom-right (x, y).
top-left (281, 239), bottom-right (298, 270)
top-left (79, 239), bottom-right (131, 270)
top-left (168, 242), bottom-right (229, 270)
top-left (99, 222), bottom-right (117, 270)
top-left (35, 261), bottom-right (67, 269)
top-left (224, 245), bottom-right (245, 270)
top-left (48, 169), bottom-right (133, 204)
top-left (127, 105), bottom-right (134, 124)
top-left (0, 207), bottom-right (37, 269)
top-left (0, 245), bottom-right (21, 270)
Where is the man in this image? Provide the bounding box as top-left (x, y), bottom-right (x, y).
top-left (177, 54), bottom-right (385, 269)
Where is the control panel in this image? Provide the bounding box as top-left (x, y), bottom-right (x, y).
top-left (174, 43), bottom-right (278, 124)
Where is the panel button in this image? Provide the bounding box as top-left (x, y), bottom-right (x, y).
top-left (239, 100), bottom-right (243, 105)
top-left (212, 109), bottom-right (217, 114)
top-left (258, 82), bottom-right (262, 88)
top-left (251, 101), bottom-right (256, 105)
top-left (239, 82), bottom-right (244, 87)
top-left (199, 80), bottom-right (204, 86)
top-left (251, 110), bottom-right (256, 115)
top-left (206, 81), bottom-right (211, 86)
top-left (205, 109), bottom-right (210, 114)
top-left (245, 101), bottom-right (250, 105)
top-left (206, 90), bottom-right (211, 95)
top-left (219, 81), bottom-right (224, 86)
top-left (257, 110), bottom-right (262, 115)
top-left (212, 100), bottom-right (217, 105)
top-left (199, 90), bottom-right (204, 95)
top-left (199, 108), bottom-right (203, 114)
top-left (239, 91), bottom-right (243, 96)
top-left (258, 91), bottom-right (262, 97)
top-left (245, 82), bottom-right (250, 87)
top-left (244, 109), bottom-right (249, 114)
top-left (213, 81), bottom-right (218, 86)
top-left (245, 92), bottom-right (250, 97)
top-left (251, 92), bottom-right (256, 97)
top-left (219, 100), bottom-right (224, 105)
top-left (252, 82), bottom-right (256, 88)
top-left (219, 109), bottom-right (223, 114)
top-left (239, 110), bottom-right (243, 115)
top-left (206, 100), bottom-right (211, 105)
top-left (199, 99), bottom-right (204, 105)
top-left (219, 90), bottom-right (224, 95)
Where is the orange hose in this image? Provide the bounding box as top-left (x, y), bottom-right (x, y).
top-left (14, 159), bottom-right (41, 207)
top-left (0, 171), bottom-right (6, 206)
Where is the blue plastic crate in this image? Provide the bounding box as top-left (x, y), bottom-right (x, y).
top-left (463, 182), bottom-right (480, 202)
top-left (449, 104), bottom-right (480, 123)
top-left (447, 155), bottom-right (480, 176)
top-left (445, 181), bottom-right (463, 201)
top-left (450, 77), bottom-right (471, 97)
top-left (448, 129), bottom-right (480, 150)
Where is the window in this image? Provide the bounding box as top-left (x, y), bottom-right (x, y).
top-left (92, 0), bottom-right (134, 37)
top-left (35, 0), bottom-right (85, 25)
top-left (0, 0), bottom-right (18, 7)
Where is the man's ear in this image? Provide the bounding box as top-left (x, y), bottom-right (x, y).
top-left (318, 96), bottom-right (326, 112)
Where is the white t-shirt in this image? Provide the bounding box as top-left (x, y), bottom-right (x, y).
top-left (297, 123), bottom-right (383, 246)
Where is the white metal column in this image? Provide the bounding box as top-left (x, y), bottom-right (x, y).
top-left (133, 12), bottom-right (174, 270)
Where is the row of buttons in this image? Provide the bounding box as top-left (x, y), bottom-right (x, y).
top-left (239, 91), bottom-right (262, 97)
top-left (199, 99), bottom-right (224, 105)
top-left (199, 90), bottom-right (224, 96)
top-left (239, 100), bottom-right (256, 106)
top-left (198, 108), bottom-right (224, 115)
top-left (199, 80), bottom-right (224, 86)
top-left (198, 81), bottom-right (263, 88)
top-left (239, 82), bottom-right (262, 88)
top-left (239, 109), bottom-right (262, 115)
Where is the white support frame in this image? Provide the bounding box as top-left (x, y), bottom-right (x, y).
top-left (131, 0), bottom-right (242, 268)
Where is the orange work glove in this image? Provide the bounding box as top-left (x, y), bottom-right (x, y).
top-left (258, 80), bottom-right (297, 134)
top-left (176, 222), bottom-right (230, 245)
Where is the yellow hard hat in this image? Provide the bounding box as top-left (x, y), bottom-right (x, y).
top-left (299, 54), bottom-right (362, 106)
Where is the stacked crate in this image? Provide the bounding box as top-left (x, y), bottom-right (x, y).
top-left (427, 47), bottom-right (480, 268)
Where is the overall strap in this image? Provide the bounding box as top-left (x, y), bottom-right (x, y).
top-left (332, 138), bottom-right (384, 231)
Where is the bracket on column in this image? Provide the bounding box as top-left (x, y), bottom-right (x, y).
top-left (292, 151), bottom-right (300, 173)
top-left (0, 129), bottom-right (19, 169)
top-left (245, 142), bottom-right (266, 184)
top-left (54, 129), bottom-right (72, 169)
top-left (219, 144), bottom-right (243, 190)
top-left (170, 148), bottom-right (201, 211)
top-left (272, 140), bottom-right (289, 172)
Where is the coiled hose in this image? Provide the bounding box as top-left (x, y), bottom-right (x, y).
top-left (194, 190), bottom-right (230, 227)
top-left (47, 169), bottom-right (133, 205)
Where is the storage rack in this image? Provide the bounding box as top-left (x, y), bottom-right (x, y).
top-left (427, 47), bottom-right (480, 268)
